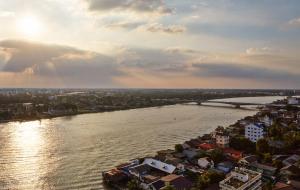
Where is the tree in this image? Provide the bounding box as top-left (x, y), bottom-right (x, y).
top-left (256, 139), bottom-right (270, 153)
top-left (175, 144), bottom-right (184, 153)
top-left (209, 149), bottom-right (224, 164)
top-left (127, 179), bottom-right (142, 190)
top-left (163, 185), bottom-right (176, 190)
top-left (197, 171), bottom-right (225, 189)
top-left (263, 153), bottom-right (272, 163)
top-left (272, 160), bottom-right (283, 169)
top-left (230, 136), bottom-right (256, 153)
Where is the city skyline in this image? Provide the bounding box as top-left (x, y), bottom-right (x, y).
top-left (0, 0), bottom-right (300, 88)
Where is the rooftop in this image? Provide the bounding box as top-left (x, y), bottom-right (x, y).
top-left (220, 167), bottom-right (261, 189)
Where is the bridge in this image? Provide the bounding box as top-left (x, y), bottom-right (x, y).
top-left (197, 100), bottom-right (264, 108)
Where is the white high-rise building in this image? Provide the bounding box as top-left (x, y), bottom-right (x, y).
top-left (245, 123), bottom-right (266, 142)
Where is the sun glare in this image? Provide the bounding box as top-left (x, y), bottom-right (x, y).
top-left (17, 15), bottom-right (42, 37)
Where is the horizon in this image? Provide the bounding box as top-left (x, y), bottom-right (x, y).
top-left (0, 0), bottom-right (300, 88)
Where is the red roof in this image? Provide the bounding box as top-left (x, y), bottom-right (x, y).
top-left (198, 143), bottom-right (216, 150)
top-left (223, 148), bottom-right (243, 159)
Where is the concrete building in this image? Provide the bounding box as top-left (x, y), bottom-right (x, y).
top-left (216, 132), bottom-right (230, 148)
top-left (219, 167), bottom-right (262, 190)
top-left (245, 123), bottom-right (266, 142)
top-left (287, 97), bottom-right (298, 105)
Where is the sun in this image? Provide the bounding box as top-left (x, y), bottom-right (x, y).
top-left (17, 15), bottom-right (42, 37)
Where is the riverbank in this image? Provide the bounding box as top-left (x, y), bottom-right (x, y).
top-left (103, 96), bottom-right (300, 190)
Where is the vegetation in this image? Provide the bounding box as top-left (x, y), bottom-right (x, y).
top-left (127, 179), bottom-right (142, 190)
top-left (209, 149), bottom-right (224, 164)
top-left (162, 185), bottom-right (176, 190)
top-left (230, 136), bottom-right (256, 153)
top-left (175, 144), bottom-right (184, 153)
top-left (197, 171), bottom-right (225, 189)
top-left (256, 139), bottom-right (270, 154)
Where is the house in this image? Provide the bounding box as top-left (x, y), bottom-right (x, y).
top-left (219, 167), bottom-right (262, 190)
top-left (150, 180), bottom-right (165, 190)
top-left (223, 148), bottom-right (243, 160)
top-left (184, 139), bottom-right (202, 148)
top-left (211, 126), bottom-right (225, 138)
top-left (273, 182), bottom-right (297, 190)
top-left (287, 97), bottom-right (299, 105)
top-left (239, 155), bottom-right (258, 166)
top-left (102, 169), bottom-right (129, 184)
top-left (198, 143), bottom-right (217, 151)
top-left (216, 161), bottom-right (234, 173)
top-left (143, 158), bottom-right (176, 174)
top-left (245, 123), bottom-right (266, 142)
top-left (160, 174), bottom-right (193, 190)
top-left (268, 140), bottom-right (286, 149)
top-left (129, 158), bottom-right (176, 179)
top-left (157, 149), bottom-right (176, 161)
top-left (260, 114), bottom-right (274, 127)
top-left (280, 165), bottom-right (300, 181)
top-left (216, 132), bottom-right (230, 148)
top-left (165, 157), bottom-right (185, 172)
top-left (249, 162), bottom-right (277, 179)
top-left (283, 155), bottom-right (300, 166)
top-left (182, 149), bottom-right (199, 160)
top-left (198, 157), bottom-right (214, 169)
top-left (297, 111), bottom-right (300, 120)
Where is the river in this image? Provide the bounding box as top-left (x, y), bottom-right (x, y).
top-left (0, 96), bottom-right (284, 190)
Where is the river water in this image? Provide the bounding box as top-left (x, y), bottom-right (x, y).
top-left (0, 96), bottom-right (283, 190)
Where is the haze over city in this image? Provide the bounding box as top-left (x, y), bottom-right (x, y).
top-left (0, 0), bottom-right (299, 89)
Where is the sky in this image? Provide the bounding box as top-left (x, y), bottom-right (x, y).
top-left (0, 0), bottom-right (300, 89)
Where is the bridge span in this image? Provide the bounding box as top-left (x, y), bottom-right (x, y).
top-left (197, 100), bottom-right (264, 108)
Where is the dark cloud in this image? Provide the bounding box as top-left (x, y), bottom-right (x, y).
top-left (0, 40), bottom-right (123, 87)
top-left (85, 0), bottom-right (172, 15)
top-left (192, 63), bottom-right (300, 81)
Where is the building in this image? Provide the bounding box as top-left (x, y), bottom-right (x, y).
top-left (198, 157), bottom-right (214, 169)
top-left (245, 123), bottom-right (266, 142)
top-left (160, 174), bottom-right (193, 190)
top-left (259, 115), bottom-right (273, 127)
top-left (239, 155), bottom-right (258, 166)
top-left (282, 155), bottom-right (300, 166)
top-left (287, 97), bottom-right (298, 105)
top-left (223, 148), bottom-right (243, 160)
top-left (219, 167), bottom-right (262, 190)
top-left (216, 132), bottom-right (230, 148)
top-left (249, 162), bottom-right (277, 180)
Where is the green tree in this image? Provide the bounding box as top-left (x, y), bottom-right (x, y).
top-left (175, 144), bottom-right (184, 153)
top-left (272, 160), bottom-right (283, 169)
top-left (263, 153), bottom-right (272, 163)
top-left (197, 171), bottom-right (225, 189)
top-left (230, 136), bottom-right (256, 153)
top-left (127, 179), bottom-right (142, 190)
top-left (209, 149), bottom-right (224, 164)
top-left (256, 139), bottom-right (270, 153)
top-left (163, 185), bottom-right (176, 190)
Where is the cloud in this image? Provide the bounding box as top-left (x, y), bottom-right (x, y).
top-left (245, 47), bottom-right (277, 56)
top-left (192, 63), bottom-right (300, 82)
top-left (103, 20), bottom-right (145, 29)
top-left (138, 23), bottom-right (186, 34)
top-left (118, 48), bottom-right (188, 73)
top-left (164, 47), bottom-right (199, 55)
top-left (0, 40), bottom-right (124, 87)
top-left (288, 17), bottom-right (300, 27)
top-left (0, 11), bottom-right (14, 18)
top-left (85, 0), bottom-right (172, 15)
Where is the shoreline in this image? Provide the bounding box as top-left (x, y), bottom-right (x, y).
top-left (102, 96), bottom-right (300, 190)
top-left (0, 95), bottom-right (276, 124)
